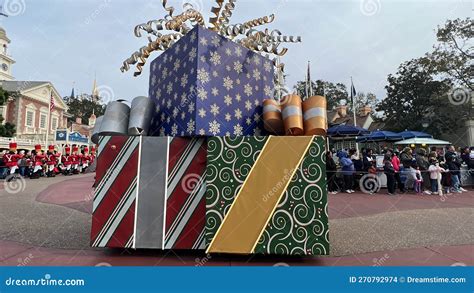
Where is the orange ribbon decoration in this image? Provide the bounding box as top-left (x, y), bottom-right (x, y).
top-left (263, 94), bottom-right (327, 136)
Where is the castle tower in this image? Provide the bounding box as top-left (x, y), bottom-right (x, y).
top-left (0, 26), bottom-right (15, 81)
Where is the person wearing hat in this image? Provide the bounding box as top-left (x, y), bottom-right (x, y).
top-left (45, 145), bottom-right (60, 177)
top-left (89, 146), bottom-right (96, 164)
top-left (337, 150), bottom-right (355, 193)
top-left (428, 158), bottom-right (445, 195)
top-left (31, 144), bottom-right (45, 179)
top-left (71, 146), bottom-right (80, 174)
top-left (81, 146), bottom-right (90, 173)
top-left (61, 145), bottom-right (73, 176)
top-left (4, 142), bottom-right (21, 181)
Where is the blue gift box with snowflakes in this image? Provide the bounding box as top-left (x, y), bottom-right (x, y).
top-left (148, 25), bottom-right (274, 137)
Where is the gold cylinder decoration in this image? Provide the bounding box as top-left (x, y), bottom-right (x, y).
top-left (302, 95), bottom-right (327, 136)
top-left (281, 94), bottom-right (304, 136)
top-left (262, 99), bottom-right (284, 135)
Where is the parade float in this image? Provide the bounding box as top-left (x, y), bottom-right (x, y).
top-left (90, 0), bottom-right (329, 256)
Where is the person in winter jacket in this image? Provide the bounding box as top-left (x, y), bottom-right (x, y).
top-left (338, 150), bottom-right (355, 193)
top-left (326, 150), bottom-right (338, 194)
top-left (400, 147), bottom-right (413, 168)
top-left (416, 148), bottom-right (431, 194)
top-left (392, 152), bottom-right (405, 193)
top-left (384, 154), bottom-right (396, 195)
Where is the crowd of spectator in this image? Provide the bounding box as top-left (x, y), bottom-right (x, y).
top-left (326, 145), bottom-right (473, 196)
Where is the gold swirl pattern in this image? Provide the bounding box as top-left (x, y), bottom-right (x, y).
top-left (121, 0), bottom-right (302, 76)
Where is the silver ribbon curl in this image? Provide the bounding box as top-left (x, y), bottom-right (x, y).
top-left (121, 0), bottom-right (302, 75)
top-left (209, 0), bottom-right (225, 31)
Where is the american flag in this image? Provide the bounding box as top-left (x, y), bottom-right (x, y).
top-left (50, 93), bottom-right (55, 111)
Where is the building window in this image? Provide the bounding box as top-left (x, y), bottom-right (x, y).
top-left (51, 117), bottom-right (58, 130)
top-left (39, 113), bottom-right (47, 129)
top-left (25, 110), bottom-right (35, 127)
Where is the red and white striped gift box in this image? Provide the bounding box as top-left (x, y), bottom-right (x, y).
top-left (90, 136), bottom-right (206, 250)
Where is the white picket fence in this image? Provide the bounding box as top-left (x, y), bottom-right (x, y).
top-left (0, 137), bottom-right (47, 149)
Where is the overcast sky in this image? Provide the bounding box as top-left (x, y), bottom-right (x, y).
top-left (1, 0), bottom-right (470, 103)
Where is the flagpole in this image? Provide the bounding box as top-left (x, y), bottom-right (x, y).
top-left (351, 77), bottom-right (360, 154)
top-left (45, 85), bottom-right (52, 147)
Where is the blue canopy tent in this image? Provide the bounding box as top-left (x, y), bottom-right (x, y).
top-left (398, 130), bottom-right (433, 139)
top-left (356, 130), bottom-right (403, 142)
top-left (327, 125), bottom-right (370, 137)
top-left (327, 125), bottom-right (370, 151)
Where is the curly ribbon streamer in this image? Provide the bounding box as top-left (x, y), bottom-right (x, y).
top-left (162, 0), bottom-right (175, 17)
top-left (121, 0), bottom-right (302, 75)
top-left (209, 0), bottom-right (225, 31)
top-left (242, 14), bottom-right (275, 30)
top-left (121, 33), bottom-right (181, 75)
top-left (218, 0), bottom-right (236, 27)
top-left (263, 95), bottom-right (327, 136)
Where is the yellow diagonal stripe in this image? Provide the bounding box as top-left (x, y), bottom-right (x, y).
top-left (206, 136), bottom-right (314, 254)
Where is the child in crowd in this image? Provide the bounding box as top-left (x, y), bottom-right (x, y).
top-left (414, 166), bottom-right (423, 194)
top-left (428, 159), bottom-right (445, 195)
top-left (368, 161), bottom-right (377, 175)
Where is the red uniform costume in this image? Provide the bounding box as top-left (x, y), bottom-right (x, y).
top-left (46, 145), bottom-right (60, 165)
top-left (31, 144), bottom-right (45, 178)
top-left (90, 146), bottom-right (96, 164)
top-left (33, 145), bottom-right (45, 166)
top-left (61, 146), bottom-right (73, 167)
top-left (45, 145), bottom-right (60, 176)
top-left (4, 142), bottom-right (21, 175)
top-left (72, 146), bottom-right (80, 174)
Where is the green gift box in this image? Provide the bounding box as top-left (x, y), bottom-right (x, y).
top-left (205, 136), bottom-right (329, 255)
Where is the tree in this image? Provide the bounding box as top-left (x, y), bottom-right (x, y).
top-left (354, 92), bottom-right (378, 112)
top-left (376, 58), bottom-right (459, 137)
top-left (64, 93), bottom-right (105, 125)
top-left (0, 87), bottom-right (16, 137)
top-left (427, 18), bottom-right (473, 90)
top-left (294, 80), bottom-right (349, 110)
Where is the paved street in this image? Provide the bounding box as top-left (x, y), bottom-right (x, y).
top-left (0, 174), bottom-right (473, 266)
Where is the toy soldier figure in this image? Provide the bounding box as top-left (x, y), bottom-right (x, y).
top-left (31, 144), bottom-right (45, 179)
top-left (71, 145), bottom-right (80, 174)
top-left (45, 145), bottom-right (60, 177)
top-left (90, 146), bottom-right (96, 164)
top-left (81, 146), bottom-right (90, 173)
top-left (4, 142), bottom-right (21, 181)
top-left (61, 145), bottom-right (73, 176)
